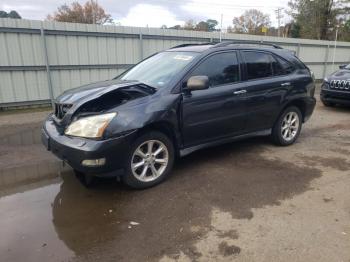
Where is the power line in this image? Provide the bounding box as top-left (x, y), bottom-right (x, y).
top-left (275, 8), bottom-right (284, 37)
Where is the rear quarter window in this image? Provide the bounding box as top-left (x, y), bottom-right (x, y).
top-left (272, 55), bottom-right (295, 75)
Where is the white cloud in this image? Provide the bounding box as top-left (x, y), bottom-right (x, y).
top-left (181, 0), bottom-right (291, 29)
top-left (1, 0), bottom-right (291, 27)
top-left (119, 4), bottom-right (184, 27)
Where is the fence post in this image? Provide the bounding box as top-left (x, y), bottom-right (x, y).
top-left (296, 43), bottom-right (301, 57)
top-left (139, 32), bottom-right (143, 60)
top-left (40, 27), bottom-right (54, 108)
top-left (323, 45), bottom-right (330, 79)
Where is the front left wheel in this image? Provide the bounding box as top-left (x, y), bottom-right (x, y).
top-left (74, 170), bottom-right (96, 187)
top-left (123, 131), bottom-right (175, 189)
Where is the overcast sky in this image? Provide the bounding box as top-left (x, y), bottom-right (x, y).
top-left (1, 0), bottom-right (291, 28)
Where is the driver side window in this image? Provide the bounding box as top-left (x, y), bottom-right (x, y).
top-left (190, 52), bottom-right (240, 88)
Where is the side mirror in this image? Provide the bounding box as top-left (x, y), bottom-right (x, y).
top-left (187, 76), bottom-right (209, 91)
top-left (339, 64), bottom-right (347, 69)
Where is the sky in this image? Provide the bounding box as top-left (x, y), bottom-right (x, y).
top-left (1, 0), bottom-right (291, 29)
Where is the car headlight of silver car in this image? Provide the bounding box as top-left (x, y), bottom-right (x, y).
top-left (65, 112), bottom-right (117, 138)
top-left (322, 77), bottom-right (330, 89)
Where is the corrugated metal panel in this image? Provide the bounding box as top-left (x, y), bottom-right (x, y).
top-left (1, 17), bottom-right (350, 106)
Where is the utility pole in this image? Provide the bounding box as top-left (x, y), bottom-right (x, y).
top-left (332, 25), bottom-right (339, 71)
top-left (92, 0), bottom-right (97, 24)
top-left (275, 8), bottom-right (283, 37)
top-left (219, 13), bottom-right (223, 42)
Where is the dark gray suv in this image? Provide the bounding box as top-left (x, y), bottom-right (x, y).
top-left (321, 64), bottom-right (350, 106)
top-left (42, 41), bottom-right (316, 189)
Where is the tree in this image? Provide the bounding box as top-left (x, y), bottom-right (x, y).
top-left (196, 21), bottom-right (209, 31)
top-left (169, 25), bottom-right (182, 30)
top-left (183, 20), bottom-right (196, 30)
top-left (206, 19), bottom-right (219, 31)
top-left (290, 22), bottom-right (301, 38)
top-left (168, 19), bottom-right (218, 32)
top-left (279, 21), bottom-right (301, 38)
top-left (288, 0), bottom-right (350, 40)
top-left (195, 19), bottom-right (218, 31)
top-left (8, 11), bottom-right (21, 19)
top-left (232, 9), bottom-right (271, 35)
top-left (0, 10), bottom-right (22, 19)
top-left (47, 0), bottom-right (112, 25)
top-left (0, 11), bottom-right (7, 18)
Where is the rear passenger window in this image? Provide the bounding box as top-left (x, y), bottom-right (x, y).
top-left (190, 52), bottom-right (240, 87)
top-left (272, 56), bottom-right (295, 75)
top-left (243, 51), bottom-right (273, 80)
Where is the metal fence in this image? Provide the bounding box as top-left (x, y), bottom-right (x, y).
top-left (1, 18), bottom-right (350, 107)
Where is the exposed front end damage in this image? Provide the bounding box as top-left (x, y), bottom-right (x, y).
top-left (42, 79), bottom-right (182, 176)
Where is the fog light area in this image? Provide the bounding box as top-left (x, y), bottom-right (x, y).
top-left (81, 158), bottom-right (106, 167)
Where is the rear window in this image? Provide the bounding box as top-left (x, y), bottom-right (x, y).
top-left (242, 51), bottom-right (273, 80)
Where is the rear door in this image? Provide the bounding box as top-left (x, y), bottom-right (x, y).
top-left (241, 51), bottom-right (293, 132)
top-left (181, 51), bottom-right (248, 147)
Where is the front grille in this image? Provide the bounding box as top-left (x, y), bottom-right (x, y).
top-left (54, 103), bottom-right (72, 119)
top-left (330, 80), bottom-right (350, 91)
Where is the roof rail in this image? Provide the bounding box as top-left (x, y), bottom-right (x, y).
top-left (170, 42), bottom-right (214, 49)
top-left (211, 41), bottom-right (283, 49)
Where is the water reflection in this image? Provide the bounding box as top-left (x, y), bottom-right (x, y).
top-left (52, 173), bottom-right (127, 256)
top-left (0, 178), bottom-right (74, 262)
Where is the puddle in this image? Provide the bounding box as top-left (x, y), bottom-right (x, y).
top-left (0, 138), bottom-right (322, 262)
top-left (0, 181), bottom-right (74, 262)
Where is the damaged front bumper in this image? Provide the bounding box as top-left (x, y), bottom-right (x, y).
top-left (41, 116), bottom-right (137, 175)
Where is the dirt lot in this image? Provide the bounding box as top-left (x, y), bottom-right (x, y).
top-left (0, 96), bottom-right (349, 262)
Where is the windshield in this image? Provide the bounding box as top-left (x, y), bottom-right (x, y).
top-left (345, 64), bottom-right (350, 70)
top-left (118, 51), bottom-right (199, 88)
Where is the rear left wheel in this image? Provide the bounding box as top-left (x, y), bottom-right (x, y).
top-left (123, 131), bottom-right (175, 189)
top-left (272, 106), bottom-right (302, 146)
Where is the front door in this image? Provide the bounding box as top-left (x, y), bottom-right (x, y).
top-left (181, 51), bottom-right (248, 147)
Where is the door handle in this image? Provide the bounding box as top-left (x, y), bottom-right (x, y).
top-left (233, 90), bottom-right (247, 95)
top-left (281, 82), bottom-right (291, 87)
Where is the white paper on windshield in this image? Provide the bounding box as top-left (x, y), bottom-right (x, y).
top-left (173, 55), bottom-right (193, 61)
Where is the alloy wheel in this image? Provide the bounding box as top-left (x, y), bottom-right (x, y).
top-left (281, 111), bottom-right (300, 142)
top-left (131, 140), bottom-right (169, 182)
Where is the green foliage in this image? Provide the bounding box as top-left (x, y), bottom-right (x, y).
top-left (167, 19), bottom-right (218, 32)
top-left (288, 0), bottom-right (350, 40)
top-left (206, 19), bottom-right (219, 31)
top-left (291, 22), bottom-right (301, 38)
top-left (0, 10), bottom-right (22, 19)
top-left (346, 20), bottom-right (350, 29)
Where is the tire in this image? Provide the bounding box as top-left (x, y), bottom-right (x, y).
top-left (74, 170), bottom-right (96, 188)
top-left (123, 131), bottom-right (175, 189)
top-left (322, 100), bottom-right (335, 107)
top-left (271, 106), bottom-right (302, 146)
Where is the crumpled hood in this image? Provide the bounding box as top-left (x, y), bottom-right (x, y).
top-left (53, 79), bottom-right (156, 127)
top-left (56, 79), bottom-right (140, 104)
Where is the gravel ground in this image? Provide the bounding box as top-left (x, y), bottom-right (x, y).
top-left (0, 92), bottom-right (349, 262)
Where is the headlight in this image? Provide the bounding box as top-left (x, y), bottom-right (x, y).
top-left (310, 70), bottom-right (315, 81)
top-left (322, 82), bottom-right (330, 90)
top-left (324, 77), bottom-right (329, 83)
top-left (65, 112), bottom-right (116, 138)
